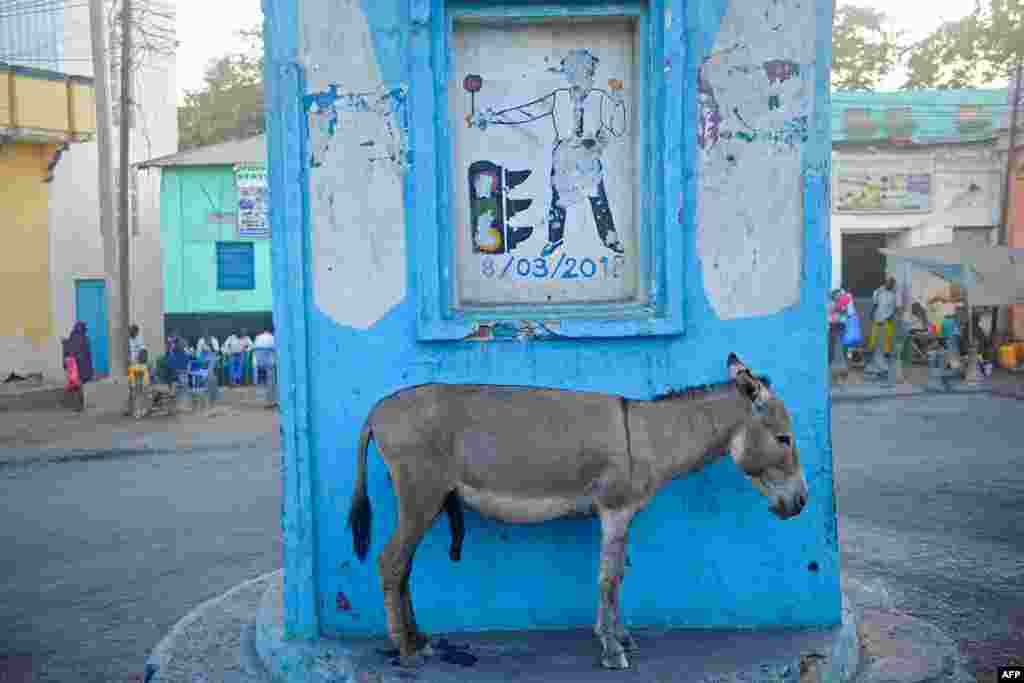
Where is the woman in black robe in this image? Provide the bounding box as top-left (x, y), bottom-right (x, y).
top-left (62, 321), bottom-right (95, 384)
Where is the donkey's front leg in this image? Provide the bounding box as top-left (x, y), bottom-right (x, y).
top-left (594, 506), bottom-right (637, 669)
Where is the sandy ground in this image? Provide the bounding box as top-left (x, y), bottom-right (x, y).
top-left (0, 390), bottom-right (280, 456)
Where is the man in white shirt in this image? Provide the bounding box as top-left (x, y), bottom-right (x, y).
top-left (253, 329), bottom-right (274, 349)
top-left (128, 324), bottom-right (147, 365)
top-left (867, 276), bottom-right (899, 372)
top-left (253, 328), bottom-right (276, 385)
top-left (196, 331), bottom-right (220, 356)
top-left (223, 333), bottom-right (240, 354)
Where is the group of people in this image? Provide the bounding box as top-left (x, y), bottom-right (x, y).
top-left (828, 275), bottom-right (905, 375)
top-left (161, 327), bottom-right (276, 387)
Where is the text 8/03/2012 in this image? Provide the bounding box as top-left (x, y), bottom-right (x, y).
top-left (482, 254), bottom-right (626, 280)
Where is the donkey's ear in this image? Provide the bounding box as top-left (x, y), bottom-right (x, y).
top-left (727, 353), bottom-right (747, 379)
top-left (728, 353), bottom-right (760, 401)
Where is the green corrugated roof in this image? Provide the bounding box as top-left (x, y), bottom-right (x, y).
top-left (832, 89), bottom-right (1010, 145)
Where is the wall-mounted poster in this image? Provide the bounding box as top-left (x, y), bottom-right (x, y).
top-left (451, 18), bottom-right (642, 308)
top-left (835, 171), bottom-right (932, 213)
top-left (236, 165), bottom-right (269, 238)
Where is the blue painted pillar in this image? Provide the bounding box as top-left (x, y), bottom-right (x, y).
top-left (264, 0), bottom-right (838, 640)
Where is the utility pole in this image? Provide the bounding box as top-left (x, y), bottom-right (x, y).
top-left (89, 0), bottom-right (124, 375)
top-left (999, 61), bottom-right (1022, 247)
top-left (118, 0), bottom-right (133, 374)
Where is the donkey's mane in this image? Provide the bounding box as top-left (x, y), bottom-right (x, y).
top-left (651, 376), bottom-right (771, 402)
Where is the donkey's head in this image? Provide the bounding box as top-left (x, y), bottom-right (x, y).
top-left (726, 353), bottom-right (808, 520)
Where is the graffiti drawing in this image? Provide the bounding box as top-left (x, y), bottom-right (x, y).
top-left (468, 49), bottom-right (628, 257)
top-left (468, 161), bottom-right (534, 254)
top-left (305, 84), bottom-right (409, 173)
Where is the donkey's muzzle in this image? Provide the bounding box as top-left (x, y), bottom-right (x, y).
top-left (772, 483), bottom-right (808, 519)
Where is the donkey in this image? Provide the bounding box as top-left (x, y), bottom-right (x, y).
top-left (348, 353), bottom-right (809, 669)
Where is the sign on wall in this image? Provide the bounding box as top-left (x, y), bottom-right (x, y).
top-left (236, 165), bottom-right (269, 238)
top-left (451, 18), bottom-right (642, 308)
top-left (835, 171), bottom-right (932, 213)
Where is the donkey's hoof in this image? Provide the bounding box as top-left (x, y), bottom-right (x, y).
top-left (601, 651), bottom-right (630, 670)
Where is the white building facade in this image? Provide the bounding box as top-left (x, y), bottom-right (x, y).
top-left (829, 90), bottom-right (1009, 318)
top-left (1, 1), bottom-right (176, 380)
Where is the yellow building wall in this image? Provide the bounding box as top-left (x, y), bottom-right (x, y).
top-left (12, 76), bottom-right (70, 132)
top-left (0, 73), bottom-right (11, 128)
top-left (70, 80), bottom-right (97, 135)
top-left (0, 69), bottom-right (95, 136)
top-left (0, 143), bottom-right (53, 344)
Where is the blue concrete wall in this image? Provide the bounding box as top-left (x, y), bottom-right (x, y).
top-left (263, 0), bottom-right (838, 640)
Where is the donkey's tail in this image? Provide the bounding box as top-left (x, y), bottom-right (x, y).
top-left (347, 420), bottom-right (373, 562)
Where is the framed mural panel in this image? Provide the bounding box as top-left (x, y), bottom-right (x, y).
top-left (451, 17), bottom-right (642, 308)
top-left (409, 0), bottom-right (685, 340)
top-left (834, 157), bottom-right (934, 214)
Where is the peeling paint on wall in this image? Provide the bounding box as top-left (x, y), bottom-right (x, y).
top-left (461, 320), bottom-right (563, 342)
top-left (302, 1), bottom-right (409, 330)
top-left (696, 0), bottom-right (814, 319)
top-left (305, 84), bottom-right (409, 173)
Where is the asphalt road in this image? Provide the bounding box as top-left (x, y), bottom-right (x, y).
top-left (834, 393), bottom-right (1024, 679)
top-left (0, 436), bottom-right (281, 683)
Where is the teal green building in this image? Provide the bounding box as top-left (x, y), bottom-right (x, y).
top-left (139, 135), bottom-right (272, 343)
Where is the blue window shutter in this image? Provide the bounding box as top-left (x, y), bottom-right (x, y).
top-left (216, 242), bottom-right (256, 290)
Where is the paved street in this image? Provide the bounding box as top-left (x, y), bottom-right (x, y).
top-left (0, 417), bottom-right (281, 683)
top-left (834, 393), bottom-right (1024, 680)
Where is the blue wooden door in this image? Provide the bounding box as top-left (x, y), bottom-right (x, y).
top-left (75, 279), bottom-right (110, 376)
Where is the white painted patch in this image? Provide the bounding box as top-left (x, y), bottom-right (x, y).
top-left (697, 0), bottom-right (816, 319)
top-left (300, 0), bottom-right (407, 329)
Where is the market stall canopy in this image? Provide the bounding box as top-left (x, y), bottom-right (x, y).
top-left (880, 245), bottom-right (1024, 306)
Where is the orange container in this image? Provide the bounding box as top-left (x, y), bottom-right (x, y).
top-left (998, 344), bottom-right (1018, 370)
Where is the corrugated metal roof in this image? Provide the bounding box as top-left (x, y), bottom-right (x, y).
top-left (136, 134), bottom-right (266, 168)
top-left (832, 89), bottom-right (1011, 146)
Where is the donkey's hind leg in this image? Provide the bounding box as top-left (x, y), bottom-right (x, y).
top-left (401, 553), bottom-right (430, 652)
top-left (378, 468), bottom-right (449, 667)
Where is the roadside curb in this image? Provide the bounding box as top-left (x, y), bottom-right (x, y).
top-left (148, 570), bottom-right (864, 683)
top-left (854, 608), bottom-right (971, 683)
top-left (831, 383), bottom-right (1020, 403)
top-left (145, 571), bottom-right (280, 683)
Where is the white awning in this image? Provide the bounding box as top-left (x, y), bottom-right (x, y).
top-left (880, 245), bottom-right (1024, 306)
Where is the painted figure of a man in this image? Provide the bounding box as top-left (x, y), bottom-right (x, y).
top-left (469, 49), bottom-right (627, 257)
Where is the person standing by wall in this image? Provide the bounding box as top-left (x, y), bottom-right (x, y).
top-left (828, 288), bottom-right (853, 376)
top-left (195, 331), bottom-right (220, 357)
top-left (62, 322), bottom-right (95, 385)
top-left (223, 332), bottom-right (244, 386)
top-left (128, 324), bottom-right (147, 365)
top-left (239, 329), bottom-right (254, 384)
top-left (866, 276), bottom-right (899, 375)
top-left (252, 327), bottom-right (276, 386)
